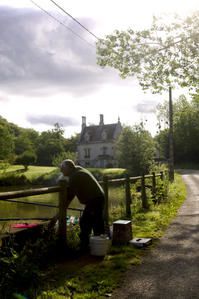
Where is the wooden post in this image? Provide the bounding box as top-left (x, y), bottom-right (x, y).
top-left (103, 176), bottom-right (109, 233)
top-left (58, 180), bottom-right (68, 247)
top-left (160, 171), bottom-right (164, 181)
top-left (169, 86), bottom-right (174, 182)
top-left (125, 174), bottom-right (132, 219)
top-left (141, 174), bottom-right (148, 209)
top-left (152, 171), bottom-right (156, 198)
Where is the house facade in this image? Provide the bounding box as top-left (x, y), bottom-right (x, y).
top-left (77, 114), bottom-right (122, 168)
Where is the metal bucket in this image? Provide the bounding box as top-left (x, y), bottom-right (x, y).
top-left (89, 235), bottom-right (111, 256)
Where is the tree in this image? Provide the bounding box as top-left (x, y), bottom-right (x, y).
top-left (116, 125), bottom-right (155, 175)
top-left (64, 134), bottom-right (79, 153)
top-left (36, 124), bottom-right (66, 166)
top-left (16, 150), bottom-right (37, 170)
top-left (155, 129), bottom-right (169, 162)
top-left (97, 11), bottom-right (199, 93)
top-left (97, 12), bottom-right (199, 181)
top-left (15, 132), bottom-right (35, 155)
top-left (156, 94), bottom-right (199, 164)
top-left (0, 124), bottom-right (15, 162)
top-left (52, 151), bottom-right (77, 167)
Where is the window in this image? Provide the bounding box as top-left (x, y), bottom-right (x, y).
top-left (84, 148), bottom-right (90, 158)
top-left (84, 132), bottom-right (90, 142)
top-left (101, 146), bottom-right (107, 155)
top-left (101, 131), bottom-right (107, 141)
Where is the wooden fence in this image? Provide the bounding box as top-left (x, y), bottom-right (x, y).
top-left (0, 171), bottom-right (166, 246)
top-left (101, 171), bottom-right (165, 227)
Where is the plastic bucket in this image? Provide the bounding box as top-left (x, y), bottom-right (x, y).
top-left (89, 236), bottom-right (111, 256)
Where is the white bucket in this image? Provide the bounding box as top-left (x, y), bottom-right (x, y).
top-left (89, 235), bottom-right (111, 256)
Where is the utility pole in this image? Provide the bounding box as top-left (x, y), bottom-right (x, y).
top-left (168, 86), bottom-right (174, 182)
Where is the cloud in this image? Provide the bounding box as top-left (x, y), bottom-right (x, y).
top-left (135, 100), bottom-right (157, 114)
top-left (27, 114), bottom-right (79, 127)
top-left (0, 95), bottom-right (9, 102)
top-left (0, 6), bottom-right (121, 97)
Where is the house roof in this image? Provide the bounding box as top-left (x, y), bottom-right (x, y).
top-left (79, 123), bottom-right (120, 144)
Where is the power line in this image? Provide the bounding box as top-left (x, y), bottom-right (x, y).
top-left (49, 0), bottom-right (100, 41)
top-left (30, 0), bottom-right (96, 48)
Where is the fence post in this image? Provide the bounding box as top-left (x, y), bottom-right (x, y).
top-left (125, 174), bottom-right (132, 219)
top-left (58, 180), bottom-right (68, 247)
top-left (160, 171), bottom-right (164, 181)
top-left (152, 171), bottom-right (156, 198)
top-left (141, 174), bottom-right (148, 209)
top-left (103, 176), bottom-right (109, 234)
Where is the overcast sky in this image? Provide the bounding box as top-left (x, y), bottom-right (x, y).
top-left (0, 0), bottom-right (198, 137)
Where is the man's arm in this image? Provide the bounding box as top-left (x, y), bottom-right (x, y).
top-left (49, 179), bottom-right (76, 227)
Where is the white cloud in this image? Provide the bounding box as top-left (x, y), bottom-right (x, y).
top-left (0, 1), bottom-right (197, 137)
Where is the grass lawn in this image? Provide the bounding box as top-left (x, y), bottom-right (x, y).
top-left (22, 165), bottom-right (57, 180)
top-left (0, 165), bottom-right (57, 185)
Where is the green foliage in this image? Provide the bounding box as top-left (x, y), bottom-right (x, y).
top-left (52, 151), bottom-right (77, 168)
top-left (34, 173), bottom-right (185, 298)
top-left (36, 130), bottom-right (65, 166)
top-left (88, 168), bottom-right (127, 180)
top-left (133, 173), bottom-right (186, 238)
top-left (97, 11), bottom-right (199, 93)
top-left (0, 165), bottom-right (57, 186)
top-left (116, 125), bottom-right (155, 175)
top-left (16, 151), bottom-right (37, 170)
top-left (0, 117), bottom-right (80, 167)
top-left (14, 130), bottom-right (38, 156)
top-left (0, 172), bottom-right (186, 298)
top-left (0, 123), bottom-right (15, 161)
top-left (64, 134), bottom-right (79, 153)
top-left (0, 226), bottom-right (58, 298)
top-left (156, 93), bottom-right (199, 164)
top-left (0, 161), bottom-right (10, 172)
top-left (66, 224), bottom-right (81, 250)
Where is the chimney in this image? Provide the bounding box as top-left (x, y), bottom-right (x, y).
top-left (99, 114), bottom-right (104, 126)
top-left (82, 116), bottom-right (86, 129)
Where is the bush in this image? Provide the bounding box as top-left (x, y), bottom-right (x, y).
top-left (0, 173), bottom-right (29, 186)
top-left (0, 226), bottom-right (58, 298)
top-left (0, 160), bottom-right (10, 172)
top-left (16, 151), bottom-right (37, 170)
top-left (52, 151), bottom-right (77, 168)
top-left (88, 168), bottom-right (127, 180)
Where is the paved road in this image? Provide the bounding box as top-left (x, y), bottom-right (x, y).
top-left (112, 170), bottom-right (199, 299)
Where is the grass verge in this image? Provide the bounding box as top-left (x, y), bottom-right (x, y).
top-left (16, 173), bottom-right (186, 299)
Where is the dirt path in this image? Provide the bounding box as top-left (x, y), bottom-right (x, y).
top-left (112, 170), bottom-right (199, 299)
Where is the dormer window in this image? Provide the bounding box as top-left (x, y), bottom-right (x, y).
top-left (101, 131), bottom-right (107, 141)
top-left (84, 132), bottom-right (90, 142)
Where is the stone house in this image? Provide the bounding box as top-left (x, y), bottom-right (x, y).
top-left (77, 114), bottom-right (122, 168)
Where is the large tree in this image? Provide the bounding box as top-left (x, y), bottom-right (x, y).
top-left (97, 11), bottom-right (199, 181)
top-left (0, 124), bottom-right (14, 161)
top-left (97, 11), bottom-right (199, 93)
top-left (36, 123), bottom-right (66, 166)
top-left (116, 124), bottom-right (155, 175)
top-left (156, 94), bottom-right (199, 164)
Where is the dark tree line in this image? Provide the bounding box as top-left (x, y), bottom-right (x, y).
top-left (0, 117), bottom-right (79, 167)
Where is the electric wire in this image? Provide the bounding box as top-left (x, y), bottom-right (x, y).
top-left (49, 0), bottom-right (100, 41)
top-left (30, 0), bottom-right (190, 72)
top-left (30, 0), bottom-right (96, 48)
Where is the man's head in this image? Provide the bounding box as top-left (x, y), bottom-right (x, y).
top-left (60, 159), bottom-right (76, 176)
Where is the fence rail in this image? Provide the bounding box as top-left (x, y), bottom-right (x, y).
top-left (0, 171), bottom-right (167, 246)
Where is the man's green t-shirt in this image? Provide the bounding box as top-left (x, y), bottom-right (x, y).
top-left (67, 166), bottom-right (104, 204)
